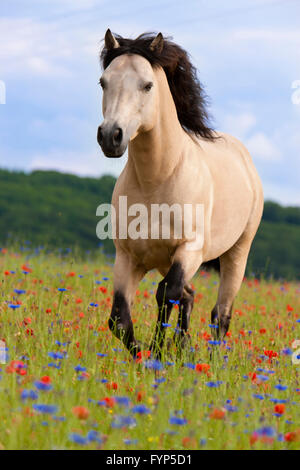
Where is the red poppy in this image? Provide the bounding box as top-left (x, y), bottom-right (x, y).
top-left (106, 382), bottom-right (118, 391)
top-left (264, 350), bottom-right (278, 359)
top-left (72, 406), bottom-right (89, 420)
top-left (195, 363), bottom-right (210, 374)
top-left (103, 397), bottom-right (115, 408)
top-left (21, 264), bottom-right (32, 273)
top-left (285, 431), bottom-right (300, 442)
top-left (274, 404), bottom-right (285, 415)
top-left (209, 408), bottom-right (226, 419)
top-left (40, 376), bottom-right (51, 384)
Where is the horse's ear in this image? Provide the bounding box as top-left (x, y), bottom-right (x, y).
top-left (149, 33), bottom-right (164, 53)
top-left (104, 29), bottom-right (120, 49)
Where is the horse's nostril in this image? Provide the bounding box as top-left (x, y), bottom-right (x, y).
top-left (97, 126), bottom-right (103, 144)
top-left (112, 127), bottom-right (123, 146)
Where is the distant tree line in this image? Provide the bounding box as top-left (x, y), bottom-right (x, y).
top-left (0, 169), bottom-right (299, 279)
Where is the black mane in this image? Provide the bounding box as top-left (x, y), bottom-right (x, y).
top-left (100, 33), bottom-right (215, 140)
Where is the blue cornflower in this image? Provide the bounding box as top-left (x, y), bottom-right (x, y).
top-left (183, 363), bottom-right (195, 369)
top-left (155, 377), bottom-right (166, 384)
top-left (58, 288), bottom-right (67, 292)
top-left (8, 304), bottom-right (20, 309)
top-left (48, 352), bottom-right (64, 360)
top-left (257, 375), bottom-right (269, 382)
top-left (21, 389), bottom-right (38, 401)
top-left (34, 381), bottom-right (53, 391)
top-left (270, 398), bottom-right (288, 404)
top-left (114, 397), bottom-right (130, 407)
top-left (123, 439), bottom-right (138, 445)
top-left (225, 405), bottom-right (238, 412)
top-left (55, 340), bottom-right (68, 347)
top-left (255, 426), bottom-right (276, 437)
top-left (282, 348), bottom-right (292, 355)
top-left (53, 416), bottom-right (66, 422)
top-left (74, 365), bottom-right (86, 372)
top-left (144, 360), bottom-right (163, 371)
top-left (169, 416), bottom-right (187, 425)
top-left (33, 404), bottom-right (58, 414)
top-left (48, 362), bottom-right (61, 369)
top-left (206, 381), bottom-right (223, 388)
top-left (253, 394), bottom-right (264, 400)
top-left (87, 430), bottom-right (103, 444)
top-left (274, 384), bottom-right (287, 391)
top-left (131, 405), bottom-right (151, 414)
top-left (111, 415), bottom-right (136, 428)
top-left (69, 433), bottom-right (88, 445)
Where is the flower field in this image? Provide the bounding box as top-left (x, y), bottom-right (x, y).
top-left (0, 248), bottom-right (299, 450)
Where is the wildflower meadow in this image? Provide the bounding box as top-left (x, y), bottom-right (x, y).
top-left (0, 247), bottom-right (299, 450)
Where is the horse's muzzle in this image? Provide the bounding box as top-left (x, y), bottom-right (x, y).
top-left (97, 124), bottom-right (126, 158)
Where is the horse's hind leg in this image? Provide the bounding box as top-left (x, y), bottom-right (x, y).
top-left (211, 233), bottom-right (254, 338)
top-left (173, 284), bottom-right (194, 350)
top-left (109, 249), bottom-right (145, 358)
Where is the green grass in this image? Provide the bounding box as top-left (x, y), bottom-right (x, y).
top-left (0, 249), bottom-right (299, 450)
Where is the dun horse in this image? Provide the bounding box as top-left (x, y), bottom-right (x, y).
top-left (97, 30), bottom-right (264, 359)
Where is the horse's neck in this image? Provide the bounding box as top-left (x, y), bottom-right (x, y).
top-left (127, 69), bottom-right (187, 191)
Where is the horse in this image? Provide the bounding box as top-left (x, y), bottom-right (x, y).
top-left (97, 29), bottom-right (264, 359)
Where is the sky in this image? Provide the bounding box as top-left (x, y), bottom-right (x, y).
top-left (0, 0), bottom-right (300, 205)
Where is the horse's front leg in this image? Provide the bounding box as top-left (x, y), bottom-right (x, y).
top-left (173, 284), bottom-right (195, 352)
top-left (150, 247), bottom-right (202, 359)
top-left (109, 249), bottom-right (145, 358)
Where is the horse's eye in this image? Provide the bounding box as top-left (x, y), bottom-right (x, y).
top-left (144, 82), bottom-right (153, 92)
top-left (99, 78), bottom-right (105, 89)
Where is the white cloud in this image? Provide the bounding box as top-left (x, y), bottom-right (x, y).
top-left (0, 17), bottom-right (100, 79)
top-left (49, 0), bottom-right (100, 12)
top-left (222, 112), bottom-right (256, 139)
top-left (246, 132), bottom-right (281, 162)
